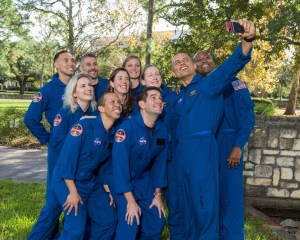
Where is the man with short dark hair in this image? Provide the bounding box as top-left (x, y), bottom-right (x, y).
top-left (171, 20), bottom-right (256, 239)
top-left (79, 53), bottom-right (109, 101)
top-left (110, 87), bottom-right (169, 239)
top-left (52, 92), bottom-right (121, 239)
top-left (193, 48), bottom-right (255, 240)
top-left (25, 50), bottom-right (75, 239)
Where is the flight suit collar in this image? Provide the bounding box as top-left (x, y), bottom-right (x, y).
top-left (135, 112), bottom-right (162, 133)
top-left (52, 73), bottom-right (67, 87)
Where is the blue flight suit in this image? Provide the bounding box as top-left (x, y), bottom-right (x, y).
top-left (93, 76), bottom-right (109, 101)
top-left (174, 43), bottom-right (252, 239)
top-left (24, 73), bottom-right (66, 239)
top-left (27, 105), bottom-right (97, 239)
top-left (217, 78), bottom-right (255, 240)
top-left (52, 116), bottom-right (117, 240)
top-left (132, 83), bottom-right (145, 99)
top-left (110, 112), bottom-right (169, 239)
top-left (156, 84), bottom-right (184, 239)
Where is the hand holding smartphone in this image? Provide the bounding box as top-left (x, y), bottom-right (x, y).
top-left (225, 22), bottom-right (245, 33)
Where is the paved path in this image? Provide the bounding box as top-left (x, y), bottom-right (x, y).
top-left (0, 146), bottom-right (47, 183)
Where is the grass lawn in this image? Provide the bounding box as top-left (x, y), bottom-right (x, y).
top-left (0, 180), bottom-right (283, 240)
top-left (0, 99), bottom-right (31, 109)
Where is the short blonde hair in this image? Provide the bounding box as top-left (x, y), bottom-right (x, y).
top-left (63, 72), bottom-right (97, 113)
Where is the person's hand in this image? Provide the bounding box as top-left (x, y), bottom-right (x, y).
top-left (227, 146), bottom-right (242, 168)
top-left (126, 200), bottom-right (141, 225)
top-left (108, 192), bottom-right (116, 208)
top-left (149, 194), bottom-right (166, 219)
top-left (233, 19), bottom-right (256, 39)
top-left (63, 191), bottom-right (83, 216)
top-left (103, 184), bottom-right (115, 207)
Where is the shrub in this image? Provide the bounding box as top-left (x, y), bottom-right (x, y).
top-left (253, 98), bottom-right (275, 115)
top-left (0, 107), bottom-right (48, 147)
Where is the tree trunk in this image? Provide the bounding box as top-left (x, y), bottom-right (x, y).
top-left (40, 62), bottom-right (45, 88)
top-left (145, 0), bottom-right (154, 65)
top-left (284, 65), bottom-right (300, 115)
top-left (68, 0), bottom-right (75, 54)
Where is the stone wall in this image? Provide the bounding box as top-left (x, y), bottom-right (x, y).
top-left (244, 115), bottom-right (300, 209)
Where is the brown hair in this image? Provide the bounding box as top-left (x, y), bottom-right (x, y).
top-left (122, 55), bottom-right (142, 79)
top-left (107, 68), bottom-right (135, 118)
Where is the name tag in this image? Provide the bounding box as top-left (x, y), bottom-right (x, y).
top-left (156, 138), bottom-right (165, 145)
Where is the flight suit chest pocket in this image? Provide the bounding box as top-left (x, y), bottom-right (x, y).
top-left (185, 89), bottom-right (200, 112)
top-left (152, 138), bottom-right (166, 155)
top-left (237, 90), bottom-right (254, 109)
top-left (135, 137), bottom-right (149, 159)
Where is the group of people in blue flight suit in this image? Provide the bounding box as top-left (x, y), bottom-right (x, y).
top-left (24, 19), bottom-right (256, 239)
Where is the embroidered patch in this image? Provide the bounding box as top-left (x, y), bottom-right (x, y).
top-left (115, 129), bottom-right (126, 142)
top-left (94, 138), bottom-right (102, 146)
top-left (232, 80), bottom-right (246, 91)
top-left (139, 137), bottom-right (147, 145)
top-left (163, 102), bottom-right (169, 107)
top-left (53, 114), bottom-right (62, 126)
top-left (70, 124), bottom-right (83, 137)
top-left (189, 90), bottom-right (198, 97)
top-left (32, 92), bottom-right (42, 102)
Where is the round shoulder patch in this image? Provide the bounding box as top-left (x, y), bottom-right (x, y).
top-left (70, 124), bottom-right (83, 137)
top-left (53, 114), bottom-right (62, 126)
top-left (32, 92), bottom-right (42, 103)
top-left (115, 129), bottom-right (126, 142)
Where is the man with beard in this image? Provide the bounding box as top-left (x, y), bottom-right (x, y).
top-left (79, 53), bottom-right (109, 101)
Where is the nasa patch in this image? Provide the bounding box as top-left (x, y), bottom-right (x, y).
top-left (115, 129), bottom-right (126, 142)
top-left (189, 90), bottom-right (198, 97)
top-left (139, 137), bottom-right (147, 145)
top-left (70, 124), bottom-right (83, 137)
top-left (32, 92), bottom-right (42, 103)
top-left (94, 138), bottom-right (102, 146)
top-left (53, 114), bottom-right (62, 126)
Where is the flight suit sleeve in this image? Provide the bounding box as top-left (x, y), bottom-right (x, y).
top-left (150, 128), bottom-right (169, 188)
top-left (59, 123), bottom-right (84, 180)
top-left (234, 88), bottom-right (255, 149)
top-left (206, 43), bottom-right (253, 97)
top-left (112, 125), bottom-right (133, 194)
top-left (24, 90), bottom-right (50, 144)
top-left (52, 109), bottom-right (70, 155)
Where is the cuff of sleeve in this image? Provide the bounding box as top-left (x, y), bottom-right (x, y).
top-left (152, 179), bottom-right (167, 189)
top-left (116, 184), bottom-right (133, 194)
top-left (237, 42), bottom-right (253, 59)
top-left (61, 173), bottom-right (75, 180)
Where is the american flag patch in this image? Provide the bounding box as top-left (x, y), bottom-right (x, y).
top-left (232, 80), bottom-right (246, 91)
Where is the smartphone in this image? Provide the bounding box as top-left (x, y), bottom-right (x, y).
top-left (225, 22), bottom-right (245, 33)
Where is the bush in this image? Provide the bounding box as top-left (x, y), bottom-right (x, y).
top-left (0, 107), bottom-right (46, 147)
top-left (253, 98), bottom-right (275, 115)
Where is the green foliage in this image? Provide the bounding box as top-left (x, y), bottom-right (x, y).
top-left (0, 107), bottom-right (30, 145)
top-left (244, 213), bottom-right (283, 240)
top-left (0, 0), bottom-right (28, 41)
top-left (253, 98), bottom-right (276, 115)
top-left (0, 100), bottom-right (47, 147)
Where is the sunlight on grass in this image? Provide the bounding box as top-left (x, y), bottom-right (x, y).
top-left (0, 99), bottom-right (31, 109)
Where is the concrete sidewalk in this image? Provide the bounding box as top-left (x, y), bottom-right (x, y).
top-left (0, 146), bottom-right (47, 183)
